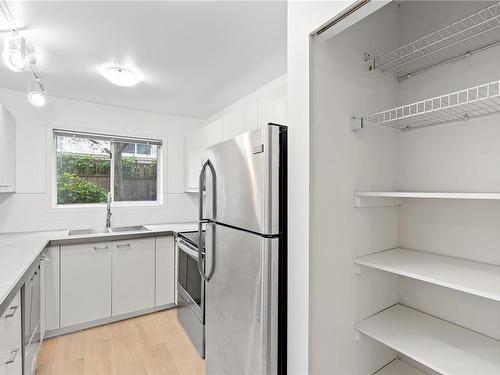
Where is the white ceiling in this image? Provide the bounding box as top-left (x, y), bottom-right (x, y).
top-left (0, 1), bottom-right (286, 118)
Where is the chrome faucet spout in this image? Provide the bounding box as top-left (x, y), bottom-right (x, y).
top-left (106, 192), bottom-right (112, 228)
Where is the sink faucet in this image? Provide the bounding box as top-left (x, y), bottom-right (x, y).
top-left (106, 192), bottom-right (112, 229)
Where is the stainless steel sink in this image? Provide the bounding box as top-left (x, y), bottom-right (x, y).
top-left (68, 225), bottom-right (150, 236)
top-left (108, 225), bottom-right (150, 233)
top-left (68, 228), bottom-right (109, 236)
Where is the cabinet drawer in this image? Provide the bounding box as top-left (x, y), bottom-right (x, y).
top-left (0, 347), bottom-right (21, 375)
top-left (0, 291), bottom-right (21, 372)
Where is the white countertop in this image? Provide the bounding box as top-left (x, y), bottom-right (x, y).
top-left (0, 222), bottom-right (197, 313)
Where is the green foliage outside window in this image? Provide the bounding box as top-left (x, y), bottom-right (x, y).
top-left (56, 153), bottom-right (157, 204)
top-left (121, 156), bottom-right (157, 178)
top-left (57, 173), bottom-right (108, 204)
top-left (57, 153), bottom-right (110, 176)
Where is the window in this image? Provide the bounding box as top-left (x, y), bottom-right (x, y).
top-left (55, 130), bottom-right (161, 205)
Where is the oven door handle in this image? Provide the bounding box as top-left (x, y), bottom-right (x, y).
top-left (177, 240), bottom-right (199, 260)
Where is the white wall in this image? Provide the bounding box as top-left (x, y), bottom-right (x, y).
top-left (0, 88), bottom-right (203, 233)
top-left (310, 3), bottom-right (401, 374)
top-left (287, 2), bottom-right (357, 374)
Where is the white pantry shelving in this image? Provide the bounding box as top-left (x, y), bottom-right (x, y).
top-left (374, 2), bottom-right (500, 80)
top-left (355, 248), bottom-right (500, 302)
top-left (375, 359), bottom-right (425, 375)
top-left (353, 191), bottom-right (500, 207)
top-left (355, 191), bottom-right (500, 199)
top-left (352, 80), bottom-right (500, 131)
top-left (355, 304), bottom-right (500, 375)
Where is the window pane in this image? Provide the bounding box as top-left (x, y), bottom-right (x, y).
top-left (113, 141), bottom-right (158, 202)
top-left (122, 143), bottom-right (135, 154)
top-left (56, 135), bottom-right (111, 205)
top-left (136, 144), bottom-right (151, 155)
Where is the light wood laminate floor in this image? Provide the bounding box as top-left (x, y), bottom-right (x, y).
top-left (36, 309), bottom-right (205, 375)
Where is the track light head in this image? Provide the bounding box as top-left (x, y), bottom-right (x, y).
top-left (28, 79), bottom-right (46, 107)
top-left (3, 33), bottom-right (26, 72)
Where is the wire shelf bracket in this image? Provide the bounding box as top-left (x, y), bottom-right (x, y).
top-left (352, 79), bottom-right (500, 131)
top-left (374, 2), bottom-right (500, 80)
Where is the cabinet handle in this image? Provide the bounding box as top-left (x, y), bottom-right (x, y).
top-left (94, 245), bottom-right (109, 251)
top-left (5, 349), bottom-right (18, 364)
top-left (0, 184), bottom-right (11, 187)
top-left (40, 254), bottom-right (50, 261)
top-left (117, 243), bottom-right (131, 249)
top-left (4, 305), bottom-right (18, 318)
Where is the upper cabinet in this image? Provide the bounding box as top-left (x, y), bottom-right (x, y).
top-left (184, 77), bottom-right (287, 193)
top-left (222, 104), bottom-right (258, 141)
top-left (0, 104), bottom-right (16, 193)
top-left (184, 137), bottom-right (207, 193)
top-left (257, 86), bottom-right (287, 129)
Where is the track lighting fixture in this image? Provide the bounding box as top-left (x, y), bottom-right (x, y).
top-left (1, 1), bottom-right (48, 107)
top-left (2, 33), bottom-right (25, 72)
top-left (28, 78), bottom-right (46, 107)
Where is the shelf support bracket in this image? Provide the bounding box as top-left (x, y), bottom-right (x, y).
top-left (351, 115), bottom-right (363, 132)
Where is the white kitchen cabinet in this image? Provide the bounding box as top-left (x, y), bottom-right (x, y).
top-left (155, 236), bottom-right (175, 306)
top-left (258, 90), bottom-right (287, 128)
top-left (222, 103), bottom-right (258, 140)
top-left (200, 118), bottom-right (224, 146)
top-left (0, 104), bottom-right (16, 193)
top-left (60, 242), bottom-right (112, 327)
top-left (0, 291), bottom-right (21, 375)
top-left (112, 238), bottom-right (155, 316)
top-left (41, 246), bottom-right (60, 334)
top-left (184, 146), bottom-right (206, 192)
top-left (184, 129), bottom-right (207, 193)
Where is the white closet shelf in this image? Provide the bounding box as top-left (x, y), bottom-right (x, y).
top-left (355, 248), bottom-right (500, 302)
top-left (375, 2), bottom-right (500, 80)
top-left (352, 80), bottom-right (500, 131)
top-left (355, 191), bottom-right (500, 199)
top-left (375, 359), bottom-right (425, 375)
top-left (355, 304), bottom-right (500, 375)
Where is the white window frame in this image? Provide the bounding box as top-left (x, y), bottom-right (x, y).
top-left (53, 129), bottom-right (163, 208)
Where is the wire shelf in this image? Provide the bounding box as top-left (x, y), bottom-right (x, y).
top-left (375, 2), bottom-right (500, 80)
top-left (354, 80), bottom-right (500, 131)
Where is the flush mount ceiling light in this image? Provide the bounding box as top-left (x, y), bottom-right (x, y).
top-left (2, 33), bottom-right (26, 72)
top-left (101, 66), bottom-right (141, 87)
top-left (28, 78), bottom-right (46, 107)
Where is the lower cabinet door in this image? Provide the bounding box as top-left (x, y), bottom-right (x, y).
top-left (0, 292), bottom-right (21, 375)
top-left (60, 242), bottom-right (112, 327)
top-left (0, 348), bottom-right (21, 375)
top-left (155, 236), bottom-right (175, 306)
top-left (41, 246), bottom-right (60, 334)
top-left (112, 238), bottom-right (155, 316)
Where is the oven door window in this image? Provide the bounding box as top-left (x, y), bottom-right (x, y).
top-left (178, 249), bottom-right (188, 292)
top-left (186, 255), bottom-right (202, 307)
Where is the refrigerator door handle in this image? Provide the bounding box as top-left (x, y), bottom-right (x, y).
top-left (198, 159), bottom-right (216, 282)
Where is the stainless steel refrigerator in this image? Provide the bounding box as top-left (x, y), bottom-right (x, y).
top-left (197, 123), bottom-right (287, 375)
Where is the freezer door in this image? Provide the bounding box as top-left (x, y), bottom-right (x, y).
top-left (205, 224), bottom-right (279, 375)
top-left (205, 124), bottom-right (282, 235)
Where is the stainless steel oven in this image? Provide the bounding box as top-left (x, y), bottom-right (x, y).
top-left (176, 232), bottom-right (205, 358)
